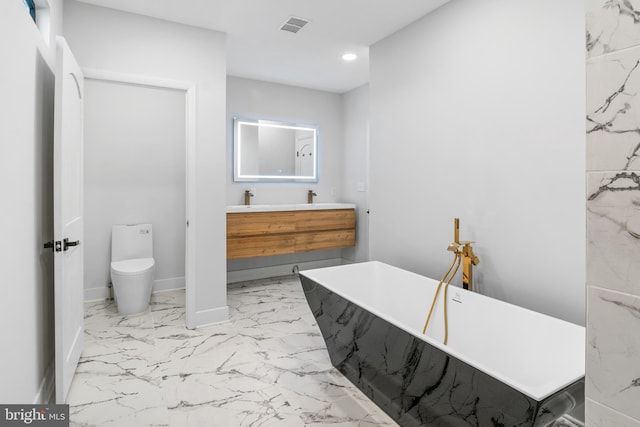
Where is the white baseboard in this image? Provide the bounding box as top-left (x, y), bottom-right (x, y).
top-left (227, 258), bottom-right (344, 284)
top-left (85, 286), bottom-right (110, 302)
top-left (186, 305), bottom-right (229, 329)
top-left (33, 360), bottom-right (55, 404)
top-left (153, 277), bottom-right (185, 293)
top-left (84, 276), bottom-right (185, 302)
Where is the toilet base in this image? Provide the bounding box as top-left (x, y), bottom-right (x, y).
top-left (114, 292), bottom-right (151, 315)
top-left (111, 266), bottom-right (155, 316)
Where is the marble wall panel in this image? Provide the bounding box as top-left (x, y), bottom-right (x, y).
top-left (586, 0), bottom-right (640, 58)
top-left (587, 1), bottom-right (640, 425)
top-left (587, 172), bottom-right (640, 295)
top-left (587, 48), bottom-right (640, 172)
top-left (586, 399), bottom-right (640, 427)
top-left (586, 287), bottom-right (640, 420)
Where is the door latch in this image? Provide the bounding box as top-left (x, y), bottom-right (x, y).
top-left (63, 238), bottom-right (80, 251)
top-left (44, 240), bottom-right (63, 252)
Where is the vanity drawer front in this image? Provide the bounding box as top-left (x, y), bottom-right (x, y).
top-left (226, 208), bottom-right (356, 259)
top-left (294, 209), bottom-right (355, 232)
top-left (227, 234), bottom-right (296, 259)
top-left (227, 211), bottom-right (296, 237)
top-left (295, 229), bottom-right (356, 252)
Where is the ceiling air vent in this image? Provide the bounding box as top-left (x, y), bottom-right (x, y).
top-left (280, 16), bottom-right (309, 34)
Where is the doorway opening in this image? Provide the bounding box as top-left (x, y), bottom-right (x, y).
top-left (82, 70), bottom-right (196, 325)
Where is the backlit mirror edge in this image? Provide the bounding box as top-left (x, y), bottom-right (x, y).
top-left (232, 116), bottom-right (319, 183)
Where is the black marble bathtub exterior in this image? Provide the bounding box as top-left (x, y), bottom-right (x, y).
top-left (300, 275), bottom-right (584, 427)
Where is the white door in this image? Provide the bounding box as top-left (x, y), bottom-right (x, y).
top-left (53, 36), bottom-right (84, 403)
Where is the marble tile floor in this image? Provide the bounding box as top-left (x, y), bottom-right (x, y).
top-left (68, 276), bottom-right (397, 426)
top-left (67, 275), bottom-right (581, 427)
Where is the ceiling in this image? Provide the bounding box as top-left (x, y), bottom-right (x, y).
top-left (75, 0), bottom-right (451, 93)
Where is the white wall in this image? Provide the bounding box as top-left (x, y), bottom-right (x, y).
top-left (342, 84), bottom-right (370, 263)
top-left (227, 76), bottom-right (344, 205)
top-left (64, 0), bottom-right (228, 326)
top-left (226, 76), bottom-right (349, 279)
top-left (83, 79), bottom-right (186, 299)
top-left (0, 0), bottom-right (63, 403)
top-left (369, 0), bottom-right (586, 325)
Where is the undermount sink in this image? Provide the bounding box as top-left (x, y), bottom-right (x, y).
top-left (226, 202), bottom-right (355, 213)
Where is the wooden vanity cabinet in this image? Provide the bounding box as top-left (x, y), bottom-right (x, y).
top-left (227, 209), bottom-right (356, 259)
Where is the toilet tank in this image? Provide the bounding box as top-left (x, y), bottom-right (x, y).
top-left (111, 224), bottom-right (153, 262)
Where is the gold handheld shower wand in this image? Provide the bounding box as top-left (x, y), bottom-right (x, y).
top-left (423, 218), bottom-right (479, 345)
top-left (422, 218), bottom-right (462, 345)
top-left (422, 249), bottom-right (460, 345)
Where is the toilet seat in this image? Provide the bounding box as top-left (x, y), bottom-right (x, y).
top-left (111, 258), bottom-right (155, 276)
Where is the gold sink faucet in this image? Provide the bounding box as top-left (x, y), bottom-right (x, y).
top-left (244, 190), bottom-right (254, 206)
top-left (308, 190), bottom-right (317, 204)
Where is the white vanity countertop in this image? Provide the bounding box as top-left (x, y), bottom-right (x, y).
top-left (226, 203), bottom-right (356, 213)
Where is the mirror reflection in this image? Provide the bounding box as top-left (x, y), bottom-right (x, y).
top-left (233, 118), bottom-right (318, 182)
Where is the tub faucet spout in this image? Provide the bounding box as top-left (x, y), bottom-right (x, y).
top-left (450, 217), bottom-right (480, 291)
top-left (461, 242), bottom-right (480, 291)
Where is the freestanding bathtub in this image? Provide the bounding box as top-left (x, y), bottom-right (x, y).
top-left (299, 261), bottom-right (584, 427)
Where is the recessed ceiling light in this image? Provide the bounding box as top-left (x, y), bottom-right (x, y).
top-left (342, 53), bottom-right (357, 61)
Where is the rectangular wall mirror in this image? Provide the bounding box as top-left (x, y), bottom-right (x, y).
top-left (233, 117), bottom-right (318, 182)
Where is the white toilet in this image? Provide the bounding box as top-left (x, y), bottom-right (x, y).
top-left (110, 224), bottom-right (155, 315)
